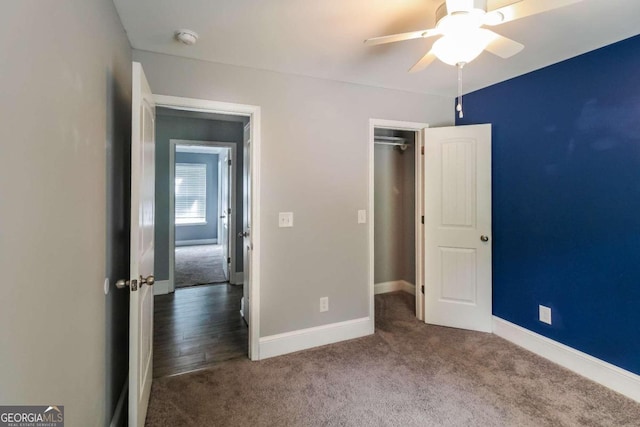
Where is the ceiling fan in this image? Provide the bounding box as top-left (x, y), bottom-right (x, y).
top-left (365, 0), bottom-right (582, 72)
top-left (364, 0), bottom-right (582, 116)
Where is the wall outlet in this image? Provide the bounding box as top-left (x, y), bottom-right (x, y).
top-left (357, 209), bottom-right (366, 224)
top-left (539, 305), bottom-right (552, 325)
top-left (320, 297), bottom-right (329, 312)
top-left (279, 212), bottom-right (293, 227)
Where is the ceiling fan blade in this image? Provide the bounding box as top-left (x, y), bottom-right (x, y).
top-left (483, 30), bottom-right (524, 58)
top-left (485, 0), bottom-right (582, 26)
top-left (409, 50), bottom-right (437, 73)
top-left (364, 28), bottom-right (439, 46)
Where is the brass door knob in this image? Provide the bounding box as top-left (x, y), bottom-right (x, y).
top-left (140, 275), bottom-right (155, 286)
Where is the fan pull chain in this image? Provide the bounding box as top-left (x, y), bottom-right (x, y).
top-left (456, 62), bottom-right (464, 119)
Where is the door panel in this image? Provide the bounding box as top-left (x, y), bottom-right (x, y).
top-left (129, 62), bottom-right (155, 427)
top-left (423, 124), bottom-right (491, 332)
top-left (242, 123), bottom-right (251, 326)
top-left (441, 139), bottom-right (476, 227)
top-left (439, 247), bottom-right (477, 304)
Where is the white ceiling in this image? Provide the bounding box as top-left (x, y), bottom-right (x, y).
top-left (113, 0), bottom-right (640, 97)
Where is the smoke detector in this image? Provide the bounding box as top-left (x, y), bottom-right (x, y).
top-left (175, 29), bottom-right (198, 45)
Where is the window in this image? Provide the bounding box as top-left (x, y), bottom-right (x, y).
top-left (175, 163), bottom-right (207, 225)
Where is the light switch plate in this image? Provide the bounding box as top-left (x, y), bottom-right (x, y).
top-left (279, 212), bottom-right (293, 228)
top-left (357, 210), bottom-right (366, 224)
top-left (320, 297), bottom-right (329, 312)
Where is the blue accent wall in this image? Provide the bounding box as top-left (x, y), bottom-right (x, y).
top-left (175, 151), bottom-right (219, 242)
top-left (457, 34), bottom-right (640, 375)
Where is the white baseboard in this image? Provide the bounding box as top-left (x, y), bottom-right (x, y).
top-left (232, 271), bottom-right (244, 285)
top-left (153, 280), bottom-right (170, 296)
top-left (109, 378), bottom-right (128, 427)
top-left (259, 317), bottom-right (373, 360)
top-left (374, 280), bottom-right (415, 295)
top-left (175, 238), bottom-right (217, 247)
top-left (493, 317), bottom-right (640, 403)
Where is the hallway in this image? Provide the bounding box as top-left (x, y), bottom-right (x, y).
top-left (153, 283), bottom-right (248, 378)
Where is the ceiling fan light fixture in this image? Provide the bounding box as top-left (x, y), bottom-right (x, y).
top-left (436, 12), bottom-right (484, 36)
top-left (432, 30), bottom-right (492, 66)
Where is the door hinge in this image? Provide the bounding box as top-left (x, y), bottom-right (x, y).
top-left (228, 159), bottom-right (232, 166)
top-left (228, 208), bottom-right (232, 214)
top-left (421, 285), bottom-right (425, 294)
top-left (421, 215), bottom-right (424, 224)
top-left (227, 257), bottom-right (231, 264)
top-left (421, 146), bottom-right (424, 155)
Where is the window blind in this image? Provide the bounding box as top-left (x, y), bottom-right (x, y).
top-left (175, 163), bottom-right (207, 225)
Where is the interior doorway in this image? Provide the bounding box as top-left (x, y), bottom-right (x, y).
top-left (369, 120), bottom-right (493, 333)
top-left (151, 103), bottom-right (257, 377)
top-left (170, 140), bottom-right (237, 289)
top-left (369, 119), bottom-right (428, 324)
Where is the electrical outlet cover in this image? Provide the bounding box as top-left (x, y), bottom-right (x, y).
top-left (539, 305), bottom-right (552, 325)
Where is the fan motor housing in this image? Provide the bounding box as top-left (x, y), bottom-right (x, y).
top-left (436, 0), bottom-right (488, 23)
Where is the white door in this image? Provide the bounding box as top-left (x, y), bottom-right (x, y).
top-left (128, 62), bottom-right (156, 426)
top-left (219, 150), bottom-right (230, 280)
top-left (423, 124), bottom-right (492, 332)
top-left (241, 123), bottom-right (251, 326)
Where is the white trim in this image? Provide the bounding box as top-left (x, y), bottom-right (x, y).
top-left (415, 128), bottom-right (426, 321)
top-left (374, 280), bottom-right (415, 295)
top-left (168, 142), bottom-right (176, 292)
top-left (152, 280), bottom-right (170, 296)
top-left (109, 377), bottom-right (128, 427)
top-left (176, 145), bottom-right (226, 154)
top-left (493, 316), bottom-right (640, 403)
top-left (155, 94), bottom-right (261, 361)
top-left (234, 271), bottom-right (244, 285)
top-left (368, 119), bottom-right (428, 328)
top-left (175, 238), bottom-right (217, 247)
top-left (259, 317), bottom-right (373, 360)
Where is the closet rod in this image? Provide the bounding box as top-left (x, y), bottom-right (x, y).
top-left (374, 141), bottom-right (407, 147)
top-left (374, 135), bottom-right (407, 142)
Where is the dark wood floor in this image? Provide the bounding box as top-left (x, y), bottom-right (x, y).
top-left (153, 283), bottom-right (248, 378)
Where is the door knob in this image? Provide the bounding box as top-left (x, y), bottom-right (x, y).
top-left (220, 215), bottom-right (226, 219)
top-left (140, 275), bottom-right (155, 286)
top-left (238, 231), bottom-right (250, 238)
top-left (115, 279), bottom-right (130, 289)
top-left (480, 235), bottom-right (489, 242)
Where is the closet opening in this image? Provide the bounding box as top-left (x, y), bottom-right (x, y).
top-left (372, 124), bottom-right (424, 321)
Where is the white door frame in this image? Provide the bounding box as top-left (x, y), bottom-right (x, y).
top-left (168, 140), bottom-right (238, 291)
top-left (368, 119), bottom-right (429, 323)
top-left (155, 94), bottom-right (261, 361)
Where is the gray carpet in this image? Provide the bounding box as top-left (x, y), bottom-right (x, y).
top-left (145, 292), bottom-right (640, 426)
top-left (175, 244), bottom-right (227, 288)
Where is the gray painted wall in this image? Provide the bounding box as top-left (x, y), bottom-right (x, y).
top-left (175, 151), bottom-right (219, 242)
top-left (155, 110), bottom-right (244, 280)
top-left (374, 130), bottom-right (416, 285)
top-left (135, 49), bottom-right (453, 336)
top-left (0, 1), bottom-right (132, 426)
